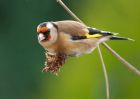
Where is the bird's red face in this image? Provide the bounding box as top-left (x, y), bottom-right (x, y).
top-left (37, 23), bottom-right (51, 42)
top-left (37, 22), bottom-right (58, 48)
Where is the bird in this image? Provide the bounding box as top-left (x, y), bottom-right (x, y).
top-left (36, 20), bottom-right (132, 74)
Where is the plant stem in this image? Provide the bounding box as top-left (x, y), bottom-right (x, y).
top-left (97, 46), bottom-right (110, 99)
top-left (57, 0), bottom-right (84, 24)
top-left (102, 42), bottom-right (140, 76)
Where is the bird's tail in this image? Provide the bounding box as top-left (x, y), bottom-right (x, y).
top-left (110, 36), bottom-right (134, 41)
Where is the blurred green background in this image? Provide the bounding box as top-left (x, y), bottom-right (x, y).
top-left (0, 0), bottom-right (140, 99)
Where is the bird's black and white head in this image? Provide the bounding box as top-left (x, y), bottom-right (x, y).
top-left (37, 22), bottom-right (58, 47)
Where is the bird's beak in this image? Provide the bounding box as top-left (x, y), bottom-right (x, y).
top-left (38, 33), bottom-right (46, 42)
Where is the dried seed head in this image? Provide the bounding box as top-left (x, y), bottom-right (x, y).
top-left (42, 52), bottom-right (67, 75)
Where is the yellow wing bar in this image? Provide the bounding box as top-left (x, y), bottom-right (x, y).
top-left (85, 33), bottom-right (102, 38)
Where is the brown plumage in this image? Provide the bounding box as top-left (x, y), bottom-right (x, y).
top-left (54, 20), bottom-right (88, 36)
top-left (36, 20), bottom-right (130, 74)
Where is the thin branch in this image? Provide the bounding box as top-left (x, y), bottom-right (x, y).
top-left (102, 42), bottom-right (140, 76)
top-left (56, 0), bottom-right (110, 99)
top-left (97, 46), bottom-right (110, 99)
top-left (57, 0), bottom-right (84, 24)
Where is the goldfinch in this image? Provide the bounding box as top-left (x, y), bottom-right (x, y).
top-left (36, 20), bottom-right (131, 74)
